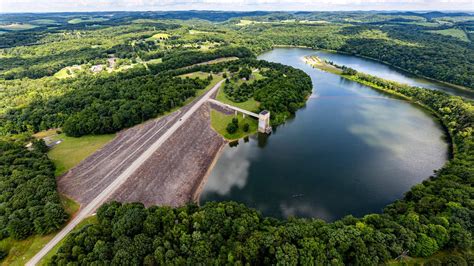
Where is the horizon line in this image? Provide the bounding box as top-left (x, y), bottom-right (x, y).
top-left (1, 9), bottom-right (473, 15)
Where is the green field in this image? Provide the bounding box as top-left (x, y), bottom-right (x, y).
top-left (31, 19), bottom-right (58, 25)
top-left (146, 58), bottom-right (163, 64)
top-left (189, 29), bottom-right (211, 35)
top-left (179, 71), bottom-right (212, 79)
top-left (47, 133), bottom-right (115, 176)
top-left (216, 87), bottom-right (260, 112)
top-left (427, 28), bottom-right (469, 42)
top-left (0, 23), bottom-right (37, 31)
top-left (53, 68), bottom-right (73, 79)
top-left (210, 110), bottom-right (258, 140)
top-left (67, 18), bottom-right (108, 24)
top-left (148, 33), bottom-right (170, 40)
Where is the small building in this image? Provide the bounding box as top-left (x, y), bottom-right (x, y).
top-left (258, 110), bottom-right (272, 134)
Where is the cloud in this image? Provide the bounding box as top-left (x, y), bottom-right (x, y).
top-left (1, 0), bottom-right (473, 12)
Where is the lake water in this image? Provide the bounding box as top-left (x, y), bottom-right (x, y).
top-left (315, 50), bottom-right (474, 99)
top-left (199, 48), bottom-right (449, 221)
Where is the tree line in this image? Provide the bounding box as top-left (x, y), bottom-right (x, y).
top-left (185, 58), bottom-right (313, 125)
top-left (4, 74), bottom-right (210, 137)
top-left (242, 23), bottom-right (474, 89)
top-left (0, 139), bottom-right (68, 243)
top-left (1, 47), bottom-right (255, 137)
top-left (49, 72), bottom-right (473, 265)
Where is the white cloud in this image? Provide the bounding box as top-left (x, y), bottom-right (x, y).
top-left (0, 0), bottom-right (473, 12)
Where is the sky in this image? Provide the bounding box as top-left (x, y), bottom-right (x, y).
top-left (1, 0), bottom-right (473, 13)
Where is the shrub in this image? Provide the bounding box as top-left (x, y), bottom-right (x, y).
top-left (226, 122), bottom-right (237, 134)
top-left (243, 123), bottom-right (249, 132)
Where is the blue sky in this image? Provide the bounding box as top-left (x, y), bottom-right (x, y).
top-left (1, 0), bottom-right (473, 13)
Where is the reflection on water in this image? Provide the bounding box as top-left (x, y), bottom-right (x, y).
top-left (316, 50), bottom-right (474, 99)
top-left (200, 48), bottom-right (448, 220)
top-left (202, 143), bottom-right (252, 196)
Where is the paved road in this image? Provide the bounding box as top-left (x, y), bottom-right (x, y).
top-left (27, 79), bottom-right (224, 266)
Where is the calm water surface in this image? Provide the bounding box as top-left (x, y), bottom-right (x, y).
top-left (200, 48), bottom-right (449, 221)
top-left (315, 50), bottom-right (474, 99)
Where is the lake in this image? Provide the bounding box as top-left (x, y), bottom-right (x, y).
top-left (199, 48), bottom-right (449, 221)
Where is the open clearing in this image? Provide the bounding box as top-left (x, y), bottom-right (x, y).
top-left (179, 71), bottom-right (212, 79)
top-left (148, 33), bottom-right (170, 40)
top-left (47, 133), bottom-right (115, 176)
top-left (67, 18), bottom-right (108, 24)
top-left (0, 23), bottom-right (37, 31)
top-left (216, 87), bottom-right (260, 112)
top-left (427, 28), bottom-right (469, 42)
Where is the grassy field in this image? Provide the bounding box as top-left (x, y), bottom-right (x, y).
top-left (67, 18), bottom-right (108, 24)
top-left (210, 110), bottom-right (258, 140)
top-left (216, 87), bottom-right (260, 112)
top-left (0, 196), bottom-right (79, 266)
top-left (179, 71), bottom-right (212, 79)
top-left (214, 69), bottom-right (262, 112)
top-left (148, 33), bottom-right (170, 40)
top-left (47, 133), bottom-right (115, 176)
top-left (198, 57), bottom-right (239, 65)
top-left (0, 23), bottom-right (37, 31)
top-left (146, 58), bottom-right (163, 64)
top-left (0, 234), bottom-right (56, 266)
top-left (53, 68), bottom-right (72, 79)
top-left (31, 19), bottom-right (58, 25)
top-left (304, 55), bottom-right (343, 75)
top-left (236, 20), bottom-right (271, 26)
top-left (427, 28), bottom-right (469, 42)
top-left (38, 216), bottom-right (98, 265)
top-left (189, 29), bottom-right (211, 35)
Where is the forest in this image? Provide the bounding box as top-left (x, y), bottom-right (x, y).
top-left (242, 23), bottom-right (474, 89)
top-left (49, 73), bottom-right (473, 265)
top-left (0, 139), bottom-right (68, 241)
top-left (0, 47), bottom-right (256, 136)
top-left (0, 11), bottom-right (472, 264)
top-left (203, 58), bottom-right (313, 124)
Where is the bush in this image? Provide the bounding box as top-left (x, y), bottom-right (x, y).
top-left (442, 255), bottom-right (468, 266)
top-left (0, 248), bottom-right (8, 261)
top-left (226, 122), bottom-right (237, 134)
top-left (32, 139), bottom-right (48, 153)
top-left (425, 258), bottom-right (442, 266)
top-left (232, 117), bottom-right (239, 127)
top-left (243, 123), bottom-right (249, 132)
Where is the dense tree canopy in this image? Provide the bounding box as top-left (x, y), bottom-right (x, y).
top-left (0, 140), bottom-right (68, 240)
top-left (241, 22), bottom-right (474, 89)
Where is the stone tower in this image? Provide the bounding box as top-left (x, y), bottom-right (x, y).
top-left (258, 110), bottom-right (272, 133)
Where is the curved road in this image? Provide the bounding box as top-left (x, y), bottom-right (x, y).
top-left (27, 79), bottom-right (224, 265)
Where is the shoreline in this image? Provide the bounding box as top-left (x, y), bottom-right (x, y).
top-left (267, 45), bottom-right (473, 95)
top-left (192, 139), bottom-right (227, 204)
top-left (304, 56), bottom-right (456, 159)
